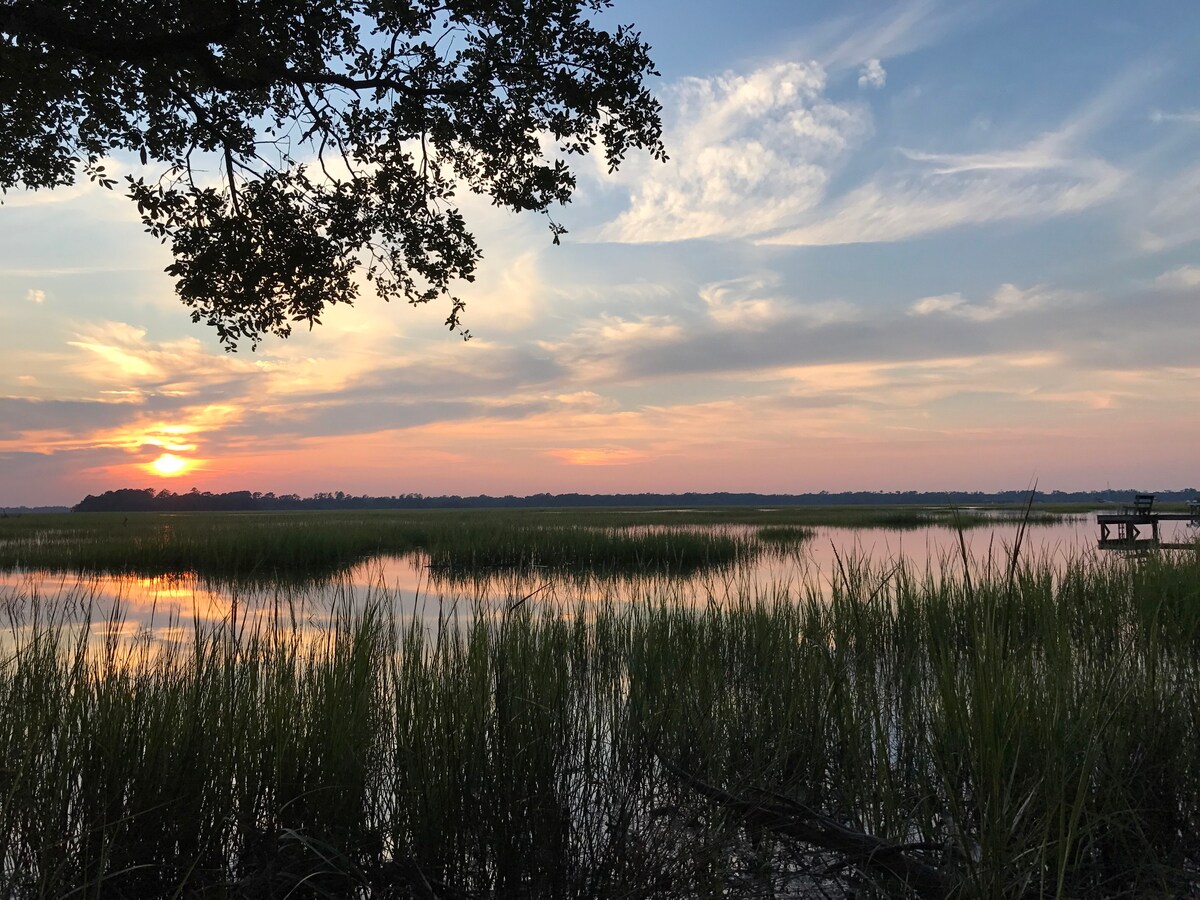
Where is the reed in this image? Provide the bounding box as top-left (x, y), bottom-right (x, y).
top-left (2, 547), bottom-right (1198, 897)
top-left (0, 506), bottom-right (1066, 583)
top-left (0, 513), bottom-right (760, 583)
top-left (424, 524), bottom-right (758, 580)
top-left (755, 524), bottom-right (816, 545)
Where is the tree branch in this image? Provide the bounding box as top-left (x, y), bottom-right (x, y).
top-left (656, 753), bottom-right (958, 899)
top-left (3, 4), bottom-right (465, 102)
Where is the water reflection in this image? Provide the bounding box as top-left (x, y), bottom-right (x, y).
top-left (4, 515), bottom-right (1155, 648)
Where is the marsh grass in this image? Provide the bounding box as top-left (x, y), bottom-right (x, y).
top-left (425, 525), bottom-right (758, 581)
top-left (0, 506), bottom-right (1071, 584)
top-left (0, 513), bottom-right (767, 585)
top-left (0, 512), bottom-right (414, 582)
top-left (3, 547), bottom-right (1199, 897)
top-left (756, 524), bottom-right (817, 546)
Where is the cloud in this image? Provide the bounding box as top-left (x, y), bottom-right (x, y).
top-left (223, 349), bottom-right (566, 441)
top-left (603, 56), bottom-right (1142, 249)
top-left (601, 62), bottom-right (869, 243)
top-left (68, 326), bottom-right (161, 379)
top-left (1155, 266), bottom-right (1200, 289)
top-left (85, 405), bottom-right (241, 456)
top-left (909, 284), bottom-right (1073, 322)
top-left (0, 395), bottom-right (243, 458)
top-left (66, 322), bottom-right (258, 391)
top-left (555, 280), bottom-right (676, 304)
top-left (766, 136), bottom-right (1123, 246)
top-left (1149, 109), bottom-right (1200, 125)
top-left (240, 398), bottom-right (551, 441)
top-left (6, 310), bottom-right (575, 475)
top-left (699, 278), bottom-right (787, 328)
top-left (459, 250), bottom-right (543, 332)
top-left (540, 286), bottom-right (936, 386)
top-left (535, 271), bottom-right (1199, 391)
top-left (699, 277), bottom-right (859, 330)
top-left (25, 289), bottom-right (45, 304)
top-left (1, 325), bottom-right (263, 467)
top-left (0, 398), bottom-right (139, 442)
top-left (554, 391), bottom-right (612, 410)
top-left (544, 313), bottom-right (682, 352)
top-left (544, 447), bottom-right (650, 466)
top-left (793, 0), bottom-right (992, 73)
top-left (1139, 163), bottom-right (1200, 251)
top-left (763, 66), bottom-right (1155, 247)
top-left (858, 59), bottom-right (887, 90)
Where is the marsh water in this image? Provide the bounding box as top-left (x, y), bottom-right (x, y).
top-left (7, 511), bottom-right (1192, 640)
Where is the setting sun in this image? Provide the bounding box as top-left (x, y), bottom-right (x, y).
top-left (149, 453), bottom-right (191, 477)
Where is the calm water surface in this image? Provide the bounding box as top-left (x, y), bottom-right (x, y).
top-left (4, 514), bottom-right (1196, 640)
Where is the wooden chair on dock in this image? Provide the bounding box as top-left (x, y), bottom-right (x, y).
top-left (1129, 493), bottom-right (1155, 516)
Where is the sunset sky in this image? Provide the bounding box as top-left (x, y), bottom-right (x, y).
top-left (3, 0), bottom-right (1200, 506)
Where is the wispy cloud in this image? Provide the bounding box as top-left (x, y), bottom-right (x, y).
top-left (766, 131), bottom-right (1124, 246)
top-left (909, 283), bottom-right (1074, 321)
top-left (1149, 108), bottom-right (1200, 125)
top-left (1155, 266), bottom-right (1200, 289)
top-left (1139, 162), bottom-right (1200, 251)
top-left (793, 0), bottom-right (994, 72)
top-left (771, 64), bottom-right (1160, 247)
top-left (66, 322), bottom-right (258, 391)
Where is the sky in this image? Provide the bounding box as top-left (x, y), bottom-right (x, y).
top-left (3, 0), bottom-right (1200, 506)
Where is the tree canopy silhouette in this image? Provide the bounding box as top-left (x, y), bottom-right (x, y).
top-left (0, 0), bottom-right (664, 348)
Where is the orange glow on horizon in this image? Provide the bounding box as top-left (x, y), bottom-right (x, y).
top-left (547, 447), bottom-right (649, 466)
top-left (148, 453), bottom-right (192, 477)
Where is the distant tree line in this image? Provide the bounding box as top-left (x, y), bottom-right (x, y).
top-left (71, 487), bottom-right (1200, 513)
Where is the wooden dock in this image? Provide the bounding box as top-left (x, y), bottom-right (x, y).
top-left (1096, 495), bottom-right (1200, 551)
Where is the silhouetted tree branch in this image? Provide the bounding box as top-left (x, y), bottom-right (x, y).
top-left (1, 0), bottom-right (665, 348)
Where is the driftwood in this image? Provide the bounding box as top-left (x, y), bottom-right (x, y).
top-left (656, 754), bottom-right (958, 899)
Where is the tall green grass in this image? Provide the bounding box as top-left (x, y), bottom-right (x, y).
top-left (0, 505), bottom-right (1071, 583)
top-left (0, 512), bottom-right (766, 583)
top-left (2, 548), bottom-right (1198, 897)
top-left (756, 524), bottom-right (817, 546)
top-left (425, 524), bottom-right (757, 580)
